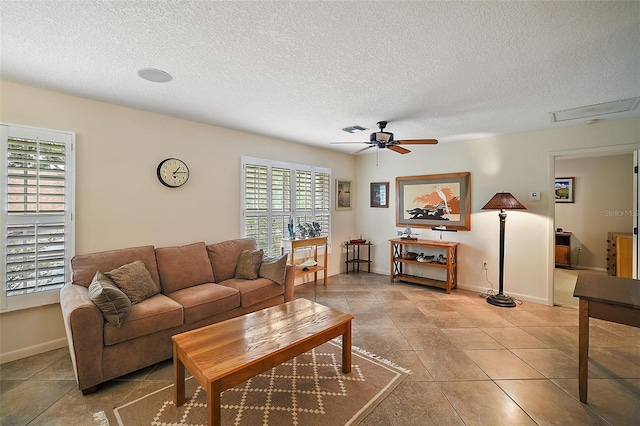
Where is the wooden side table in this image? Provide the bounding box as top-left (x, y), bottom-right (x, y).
top-left (344, 241), bottom-right (372, 273)
top-left (281, 236), bottom-right (328, 286)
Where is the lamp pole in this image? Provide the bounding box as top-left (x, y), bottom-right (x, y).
top-left (487, 208), bottom-right (516, 307)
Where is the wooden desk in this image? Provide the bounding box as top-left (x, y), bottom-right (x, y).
top-left (173, 298), bottom-right (353, 426)
top-left (573, 272), bottom-right (640, 403)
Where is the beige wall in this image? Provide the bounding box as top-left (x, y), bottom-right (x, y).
top-left (354, 119), bottom-right (640, 304)
top-left (1, 79), bottom-right (639, 362)
top-left (555, 154), bottom-right (634, 269)
top-left (0, 80), bottom-right (357, 362)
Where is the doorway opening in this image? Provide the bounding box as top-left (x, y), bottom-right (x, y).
top-left (551, 147), bottom-right (638, 307)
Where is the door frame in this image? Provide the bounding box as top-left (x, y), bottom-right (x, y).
top-left (548, 143), bottom-right (640, 306)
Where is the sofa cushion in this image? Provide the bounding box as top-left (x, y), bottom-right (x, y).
top-left (88, 272), bottom-right (132, 327)
top-left (220, 277), bottom-right (284, 308)
top-left (206, 238), bottom-right (258, 282)
top-left (155, 242), bottom-right (215, 294)
top-left (167, 283), bottom-right (241, 324)
top-left (103, 294), bottom-right (183, 346)
top-left (258, 254), bottom-right (288, 286)
top-left (106, 260), bottom-right (160, 305)
top-left (234, 249), bottom-right (264, 280)
top-left (71, 245), bottom-right (160, 288)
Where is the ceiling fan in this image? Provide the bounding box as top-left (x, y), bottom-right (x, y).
top-left (331, 121), bottom-right (438, 154)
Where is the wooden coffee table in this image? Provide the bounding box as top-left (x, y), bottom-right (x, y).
top-left (172, 298), bottom-right (354, 426)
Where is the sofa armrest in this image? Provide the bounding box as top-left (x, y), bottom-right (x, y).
top-left (283, 265), bottom-right (295, 302)
top-left (60, 282), bottom-right (105, 392)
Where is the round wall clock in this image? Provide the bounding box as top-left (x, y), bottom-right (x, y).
top-left (157, 158), bottom-right (189, 188)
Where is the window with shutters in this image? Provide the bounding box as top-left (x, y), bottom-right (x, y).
top-left (241, 157), bottom-right (330, 256)
top-left (1, 124), bottom-right (75, 312)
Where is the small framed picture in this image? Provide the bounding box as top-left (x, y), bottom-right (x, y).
top-left (370, 182), bottom-right (389, 208)
top-left (555, 177), bottom-right (575, 203)
top-left (336, 179), bottom-right (352, 210)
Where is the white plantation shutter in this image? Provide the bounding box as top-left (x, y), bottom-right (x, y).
top-left (2, 125), bottom-right (75, 311)
top-left (314, 172), bottom-right (331, 236)
top-left (241, 157), bottom-right (330, 256)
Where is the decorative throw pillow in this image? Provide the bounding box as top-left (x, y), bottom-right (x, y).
top-left (106, 260), bottom-right (160, 304)
top-left (258, 254), bottom-right (288, 286)
top-left (88, 272), bottom-right (132, 327)
top-left (234, 249), bottom-right (264, 280)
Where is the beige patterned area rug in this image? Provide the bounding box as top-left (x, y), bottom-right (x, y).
top-left (114, 340), bottom-right (410, 425)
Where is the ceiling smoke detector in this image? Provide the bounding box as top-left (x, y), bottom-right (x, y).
top-left (550, 97), bottom-right (640, 122)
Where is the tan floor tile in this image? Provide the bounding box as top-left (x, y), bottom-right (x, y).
top-left (521, 326), bottom-right (578, 348)
top-left (464, 349), bottom-right (544, 379)
top-left (352, 313), bottom-right (398, 329)
top-left (417, 310), bottom-right (476, 328)
top-left (380, 349), bottom-right (434, 382)
top-left (362, 381), bottom-right (463, 425)
top-left (494, 309), bottom-right (553, 326)
top-left (592, 319), bottom-right (640, 340)
top-left (456, 309), bottom-right (515, 327)
top-left (611, 378), bottom-right (640, 399)
top-left (511, 348), bottom-right (585, 379)
top-left (437, 380), bottom-right (535, 425)
top-left (440, 328), bottom-right (504, 349)
top-left (589, 325), bottom-right (640, 348)
top-left (0, 347), bottom-right (69, 381)
top-left (352, 328), bottom-right (412, 358)
top-left (400, 328), bottom-right (457, 350)
top-left (495, 379), bottom-right (608, 425)
top-left (0, 380), bottom-right (76, 425)
top-left (6, 273), bottom-right (639, 425)
top-left (388, 312), bottom-right (438, 329)
top-left (416, 350), bottom-right (489, 381)
top-left (481, 327), bottom-right (550, 348)
top-left (552, 378), bottom-right (640, 425)
top-left (589, 347), bottom-right (640, 378)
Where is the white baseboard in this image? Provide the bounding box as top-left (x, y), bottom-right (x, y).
top-left (0, 338), bottom-right (68, 364)
top-left (456, 283), bottom-right (549, 306)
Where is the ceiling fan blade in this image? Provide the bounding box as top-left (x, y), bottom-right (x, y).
top-left (352, 145), bottom-right (375, 154)
top-left (388, 145), bottom-right (411, 154)
top-left (397, 139), bottom-right (439, 145)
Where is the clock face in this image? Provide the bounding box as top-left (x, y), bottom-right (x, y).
top-left (157, 158), bottom-right (189, 188)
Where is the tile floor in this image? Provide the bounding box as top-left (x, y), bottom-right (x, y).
top-left (1, 273), bottom-right (639, 425)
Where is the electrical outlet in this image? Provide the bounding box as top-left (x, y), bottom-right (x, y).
top-left (577, 245), bottom-right (582, 252)
top-left (482, 260), bottom-right (488, 270)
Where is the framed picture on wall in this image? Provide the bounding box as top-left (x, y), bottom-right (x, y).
top-left (370, 182), bottom-right (389, 208)
top-left (555, 177), bottom-right (575, 203)
top-left (396, 172), bottom-right (471, 230)
top-left (336, 179), bottom-right (352, 210)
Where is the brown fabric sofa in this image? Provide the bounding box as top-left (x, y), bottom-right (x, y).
top-left (60, 238), bottom-right (294, 394)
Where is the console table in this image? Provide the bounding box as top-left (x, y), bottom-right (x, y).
top-left (344, 241), bottom-right (372, 273)
top-left (573, 272), bottom-right (640, 403)
top-left (281, 236), bottom-right (328, 286)
top-left (389, 238), bottom-right (459, 293)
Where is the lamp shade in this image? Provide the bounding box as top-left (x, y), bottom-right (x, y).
top-left (482, 192), bottom-right (527, 210)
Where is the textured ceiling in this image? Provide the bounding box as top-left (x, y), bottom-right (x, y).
top-left (1, 1), bottom-right (639, 154)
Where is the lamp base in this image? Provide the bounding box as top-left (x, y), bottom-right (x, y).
top-left (486, 293), bottom-right (516, 308)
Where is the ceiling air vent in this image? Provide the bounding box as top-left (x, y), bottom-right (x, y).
top-left (550, 97), bottom-right (640, 122)
top-left (342, 125), bottom-right (368, 133)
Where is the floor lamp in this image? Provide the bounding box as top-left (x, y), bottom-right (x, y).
top-left (482, 192), bottom-right (527, 308)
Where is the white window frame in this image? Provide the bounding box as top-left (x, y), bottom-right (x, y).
top-left (241, 157), bottom-right (331, 256)
top-left (1, 124), bottom-right (75, 312)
